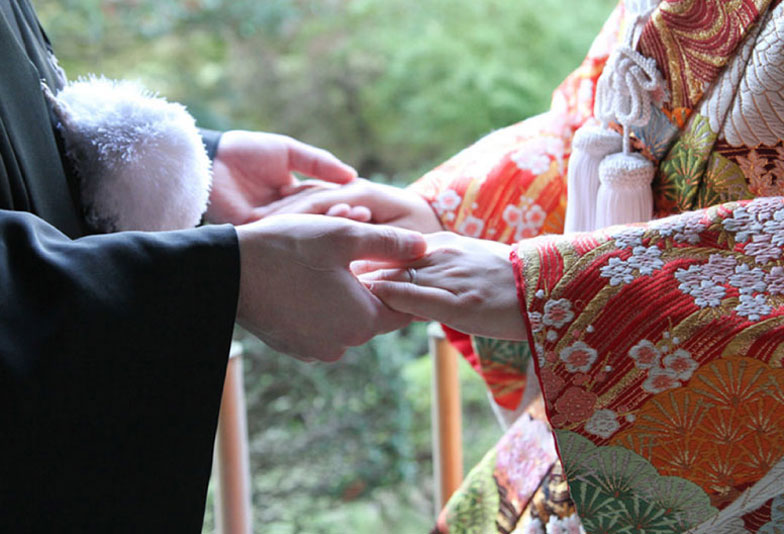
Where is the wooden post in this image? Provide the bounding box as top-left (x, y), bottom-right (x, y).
top-left (214, 341), bottom-right (252, 534)
top-left (428, 323), bottom-right (463, 517)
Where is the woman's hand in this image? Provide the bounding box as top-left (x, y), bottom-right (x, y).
top-left (356, 232), bottom-right (526, 340)
top-left (206, 130), bottom-right (357, 225)
top-left (255, 178), bottom-right (444, 233)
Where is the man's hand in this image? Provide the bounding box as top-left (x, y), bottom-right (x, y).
top-left (235, 215), bottom-right (427, 361)
top-left (206, 131), bottom-right (357, 225)
top-left (255, 178), bottom-right (444, 233)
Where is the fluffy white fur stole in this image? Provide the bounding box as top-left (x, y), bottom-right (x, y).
top-left (45, 77), bottom-right (212, 232)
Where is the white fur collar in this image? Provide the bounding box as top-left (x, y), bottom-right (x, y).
top-left (46, 77), bottom-right (212, 233)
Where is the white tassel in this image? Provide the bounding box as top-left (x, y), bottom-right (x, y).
top-left (595, 152), bottom-right (654, 228)
top-left (564, 122), bottom-right (623, 232)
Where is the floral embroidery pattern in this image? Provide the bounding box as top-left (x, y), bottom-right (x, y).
top-left (515, 198), bottom-right (784, 531)
top-left (542, 299), bottom-right (574, 328)
top-left (559, 341), bottom-right (598, 373)
top-left (584, 409), bottom-right (620, 439)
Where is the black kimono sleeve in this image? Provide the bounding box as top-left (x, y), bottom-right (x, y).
top-left (0, 210), bottom-right (240, 532)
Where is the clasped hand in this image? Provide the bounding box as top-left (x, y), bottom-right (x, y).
top-left (356, 232), bottom-right (526, 341)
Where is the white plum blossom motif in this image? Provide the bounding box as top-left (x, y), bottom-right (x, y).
top-left (674, 264), bottom-right (727, 307)
top-left (702, 254), bottom-right (738, 284)
top-left (662, 349), bottom-right (698, 381)
top-left (545, 513), bottom-right (585, 534)
top-left (690, 280), bottom-right (726, 308)
top-left (627, 246), bottom-right (664, 275)
top-left (628, 340), bottom-right (661, 369)
top-left (674, 265), bottom-right (707, 293)
top-left (729, 264), bottom-right (768, 294)
top-left (735, 293), bottom-right (772, 321)
top-left (528, 311), bottom-right (544, 333)
top-left (611, 227), bottom-right (646, 249)
top-left (433, 189), bottom-right (461, 216)
top-left (503, 198), bottom-right (548, 240)
top-left (745, 233), bottom-right (782, 264)
top-left (642, 367), bottom-right (681, 394)
top-left (559, 341), bottom-right (598, 373)
top-left (542, 298), bottom-right (574, 328)
top-left (763, 208), bottom-right (784, 247)
top-left (654, 213), bottom-right (706, 244)
top-left (503, 204), bottom-right (524, 227)
top-left (723, 205), bottom-right (763, 243)
top-left (457, 215), bottom-right (485, 238)
top-left (766, 266), bottom-right (784, 295)
top-left (511, 150), bottom-right (552, 175)
top-left (585, 409), bottom-right (621, 439)
top-left (746, 197), bottom-right (784, 221)
top-left (600, 257), bottom-right (635, 286)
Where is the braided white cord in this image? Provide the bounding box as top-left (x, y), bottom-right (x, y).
top-left (594, 10), bottom-right (664, 154)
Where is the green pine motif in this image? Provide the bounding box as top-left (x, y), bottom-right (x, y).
top-left (444, 449), bottom-right (500, 534)
top-left (472, 336), bottom-right (531, 373)
top-left (655, 113), bottom-right (719, 212)
top-left (555, 431), bottom-right (717, 534)
top-left (697, 151), bottom-right (753, 208)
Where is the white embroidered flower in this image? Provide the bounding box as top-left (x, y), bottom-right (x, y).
top-left (627, 245), bottom-right (664, 275)
top-left (542, 298), bottom-right (574, 328)
top-left (766, 266), bottom-right (784, 295)
top-left (457, 215), bottom-right (485, 238)
top-left (546, 329), bottom-right (559, 342)
top-left (433, 189), bottom-right (461, 215)
top-left (722, 206), bottom-right (762, 243)
top-left (675, 218), bottom-right (707, 244)
top-left (642, 368), bottom-right (681, 394)
top-left (729, 264), bottom-right (768, 294)
top-left (690, 280), bottom-right (726, 308)
top-left (511, 151), bottom-right (551, 175)
top-left (502, 204), bottom-right (523, 227)
top-left (514, 222), bottom-right (541, 241)
top-left (585, 409), bottom-right (621, 439)
top-left (628, 340), bottom-right (661, 369)
top-left (746, 197), bottom-right (784, 221)
top-left (763, 209), bottom-right (784, 247)
top-left (559, 341), bottom-right (598, 373)
top-left (525, 204), bottom-right (547, 227)
top-left (611, 227), bottom-right (646, 249)
top-left (674, 265), bottom-right (708, 293)
top-left (662, 349), bottom-right (698, 381)
top-left (736, 293), bottom-right (772, 321)
top-left (703, 254), bottom-right (738, 284)
top-left (546, 513), bottom-right (585, 534)
top-left (656, 214), bottom-right (705, 244)
top-left (600, 257), bottom-right (634, 286)
top-left (528, 311), bottom-right (544, 333)
top-left (746, 233), bottom-right (782, 264)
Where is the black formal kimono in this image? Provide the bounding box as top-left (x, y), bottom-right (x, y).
top-left (0, 1), bottom-right (240, 531)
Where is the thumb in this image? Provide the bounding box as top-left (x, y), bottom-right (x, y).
top-left (288, 140), bottom-right (357, 184)
top-left (340, 223), bottom-right (426, 264)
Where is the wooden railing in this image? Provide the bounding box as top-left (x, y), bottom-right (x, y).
top-left (211, 326), bottom-right (466, 532)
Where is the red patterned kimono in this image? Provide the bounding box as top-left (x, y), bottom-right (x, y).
top-left (411, 1), bottom-right (784, 532)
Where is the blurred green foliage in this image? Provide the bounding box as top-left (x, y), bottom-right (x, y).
top-left (38, 0), bottom-right (615, 181)
top-left (35, 0), bottom-right (615, 531)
